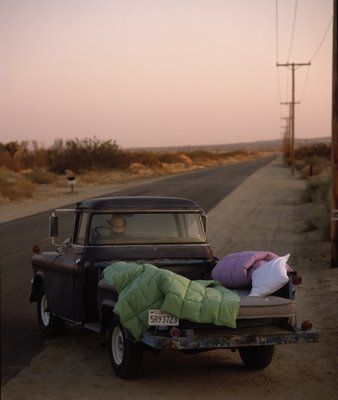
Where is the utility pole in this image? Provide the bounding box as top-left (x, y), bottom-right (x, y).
top-left (281, 102), bottom-right (300, 162)
top-left (281, 117), bottom-right (291, 158)
top-left (277, 63), bottom-right (311, 174)
top-left (331, 0), bottom-right (337, 268)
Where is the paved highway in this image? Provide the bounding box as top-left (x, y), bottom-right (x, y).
top-left (0, 156), bottom-right (275, 384)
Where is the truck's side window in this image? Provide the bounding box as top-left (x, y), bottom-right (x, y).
top-left (75, 213), bottom-right (88, 245)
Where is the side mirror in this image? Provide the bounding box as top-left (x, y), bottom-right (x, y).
top-left (201, 214), bottom-right (207, 233)
top-left (49, 216), bottom-right (59, 237)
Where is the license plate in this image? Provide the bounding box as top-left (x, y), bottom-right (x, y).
top-left (148, 310), bottom-right (179, 326)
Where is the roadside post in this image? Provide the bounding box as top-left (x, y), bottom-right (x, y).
top-left (67, 175), bottom-right (76, 193)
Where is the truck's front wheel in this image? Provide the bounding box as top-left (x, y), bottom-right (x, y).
top-left (37, 286), bottom-right (64, 336)
top-left (239, 345), bottom-right (274, 370)
top-left (109, 319), bottom-right (143, 379)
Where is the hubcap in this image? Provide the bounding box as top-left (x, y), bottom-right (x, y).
top-left (40, 294), bottom-right (50, 326)
top-left (111, 326), bottom-right (124, 365)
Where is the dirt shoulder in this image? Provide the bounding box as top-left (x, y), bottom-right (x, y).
top-left (2, 158), bottom-right (337, 400)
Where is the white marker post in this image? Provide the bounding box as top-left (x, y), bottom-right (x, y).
top-left (67, 176), bottom-right (76, 193)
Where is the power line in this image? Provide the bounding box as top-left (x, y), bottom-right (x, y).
top-left (310, 16), bottom-right (333, 61)
top-left (275, 0), bottom-right (279, 62)
top-left (275, 0), bottom-right (282, 103)
top-left (287, 0), bottom-right (298, 61)
top-left (296, 16), bottom-right (332, 102)
top-left (275, 0), bottom-right (279, 63)
top-left (295, 16), bottom-right (332, 103)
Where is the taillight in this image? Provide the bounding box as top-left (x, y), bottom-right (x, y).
top-left (32, 244), bottom-right (41, 254)
top-left (301, 320), bottom-right (313, 330)
top-left (292, 274), bottom-right (302, 285)
top-left (170, 327), bottom-right (180, 338)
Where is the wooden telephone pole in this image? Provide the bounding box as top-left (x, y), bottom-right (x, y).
top-left (331, 0), bottom-right (338, 268)
top-left (277, 63), bottom-right (311, 174)
top-left (281, 101), bottom-right (300, 160)
top-left (281, 118), bottom-right (291, 158)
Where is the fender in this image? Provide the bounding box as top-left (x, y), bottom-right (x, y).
top-left (100, 300), bottom-right (117, 331)
top-left (29, 272), bottom-right (45, 302)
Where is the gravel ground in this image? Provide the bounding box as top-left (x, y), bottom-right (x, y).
top-left (2, 158), bottom-right (337, 400)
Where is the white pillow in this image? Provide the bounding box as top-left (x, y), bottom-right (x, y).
top-left (249, 254), bottom-right (290, 297)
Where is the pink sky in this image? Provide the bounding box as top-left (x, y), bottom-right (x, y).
top-left (0, 0), bottom-right (333, 148)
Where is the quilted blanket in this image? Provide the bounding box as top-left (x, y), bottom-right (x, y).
top-left (103, 262), bottom-right (240, 339)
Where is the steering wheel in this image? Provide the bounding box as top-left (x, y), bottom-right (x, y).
top-left (94, 226), bottom-right (112, 236)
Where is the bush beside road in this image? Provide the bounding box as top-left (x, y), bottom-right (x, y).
top-left (0, 138), bottom-right (265, 206)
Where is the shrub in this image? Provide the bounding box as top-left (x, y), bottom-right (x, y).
top-left (48, 138), bottom-right (130, 173)
top-left (157, 152), bottom-right (183, 164)
top-left (0, 138), bottom-right (254, 175)
top-left (24, 169), bottom-right (56, 184)
top-left (0, 141), bottom-right (50, 171)
top-left (0, 150), bottom-right (18, 170)
top-left (188, 150), bottom-right (219, 161)
top-left (302, 176), bottom-right (331, 203)
top-left (302, 203), bottom-right (330, 240)
top-left (127, 151), bottom-right (161, 168)
top-left (295, 143), bottom-right (331, 160)
top-left (301, 174), bottom-right (331, 241)
top-left (177, 154), bottom-right (193, 166)
top-left (0, 168), bottom-right (35, 201)
top-left (187, 149), bottom-right (251, 162)
top-left (299, 157), bottom-right (330, 179)
top-left (219, 150), bottom-right (250, 158)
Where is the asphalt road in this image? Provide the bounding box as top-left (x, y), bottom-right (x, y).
top-left (0, 156), bottom-right (275, 384)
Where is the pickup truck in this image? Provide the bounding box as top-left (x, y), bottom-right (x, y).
top-left (30, 196), bottom-right (318, 378)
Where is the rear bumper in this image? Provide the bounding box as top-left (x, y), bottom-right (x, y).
top-left (141, 326), bottom-right (319, 350)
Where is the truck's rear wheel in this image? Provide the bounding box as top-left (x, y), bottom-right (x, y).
top-left (37, 286), bottom-right (64, 336)
top-left (109, 319), bottom-right (143, 379)
top-left (239, 345), bottom-right (274, 370)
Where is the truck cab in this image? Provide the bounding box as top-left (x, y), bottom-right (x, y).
top-left (31, 197), bottom-right (213, 325)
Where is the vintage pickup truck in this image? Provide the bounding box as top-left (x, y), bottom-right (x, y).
top-left (30, 196), bottom-right (318, 378)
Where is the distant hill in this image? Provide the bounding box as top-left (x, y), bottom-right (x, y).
top-left (126, 137), bottom-right (331, 153)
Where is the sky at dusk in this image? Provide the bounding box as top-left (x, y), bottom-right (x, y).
top-left (0, 0), bottom-right (333, 148)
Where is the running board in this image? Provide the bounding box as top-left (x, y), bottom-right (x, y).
top-left (84, 322), bottom-right (101, 333)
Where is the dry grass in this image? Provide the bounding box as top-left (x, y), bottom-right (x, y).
top-left (302, 176), bottom-right (331, 203)
top-left (301, 175), bottom-right (330, 240)
top-left (293, 143), bottom-right (331, 179)
top-left (0, 168), bottom-right (35, 203)
top-left (294, 143), bottom-right (331, 240)
top-left (24, 169), bottom-right (57, 184)
top-left (299, 157), bottom-right (331, 179)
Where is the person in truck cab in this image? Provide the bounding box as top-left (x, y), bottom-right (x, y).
top-left (107, 215), bottom-right (127, 236)
top-left (90, 214), bottom-right (128, 244)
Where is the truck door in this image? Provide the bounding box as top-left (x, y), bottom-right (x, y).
top-left (48, 212), bottom-right (87, 322)
top-left (50, 249), bottom-right (81, 321)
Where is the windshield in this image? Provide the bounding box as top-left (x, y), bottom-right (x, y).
top-left (88, 212), bottom-right (206, 245)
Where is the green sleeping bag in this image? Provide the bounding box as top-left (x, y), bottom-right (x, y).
top-left (103, 262), bottom-right (240, 339)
